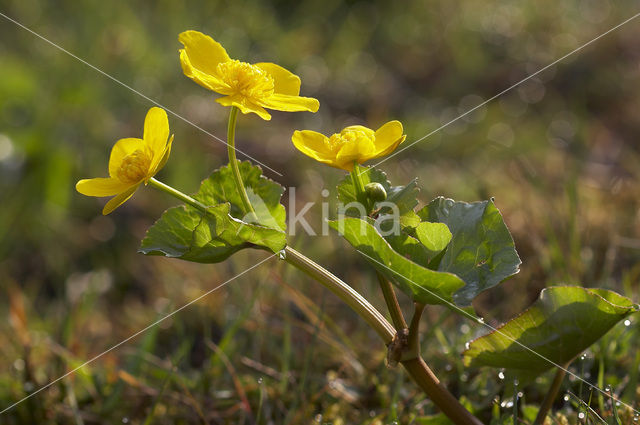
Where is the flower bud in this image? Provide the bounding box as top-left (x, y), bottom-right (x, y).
top-left (365, 182), bottom-right (387, 202)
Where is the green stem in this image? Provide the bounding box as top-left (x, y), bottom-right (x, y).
top-left (534, 364), bottom-right (569, 425)
top-left (377, 272), bottom-right (407, 332)
top-left (226, 106), bottom-right (255, 217)
top-left (284, 246), bottom-right (395, 343)
top-left (148, 178), bottom-right (207, 210)
top-left (350, 162), bottom-right (370, 214)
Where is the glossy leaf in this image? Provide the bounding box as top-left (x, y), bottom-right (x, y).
top-left (195, 160), bottom-right (286, 230)
top-left (418, 197), bottom-right (521, 306)
top-left (463, 286), bottom-right (638, 381)
top-left (139, 161), bottom-right (287, 262)
top-left (329, 217), bottom-right (465, 306)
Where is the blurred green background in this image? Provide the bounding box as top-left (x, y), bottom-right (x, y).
top-left (1, 0), bottom-right (640, 423)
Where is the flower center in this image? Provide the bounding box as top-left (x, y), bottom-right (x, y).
top-left (217, 60), bottom-right (275, 102)
top-left (326, 128), bottom-right (375, 153)
top-left (117, 149), bottom-right (151, 183)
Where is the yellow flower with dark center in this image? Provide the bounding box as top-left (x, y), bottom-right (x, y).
top-left (291, 121), bottom-right (406, 171)
top-left (178, 30), bottom-right (319, 120)
top-left (76, 107), bottom-right (173, 215)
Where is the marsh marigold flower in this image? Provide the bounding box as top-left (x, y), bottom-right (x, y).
top-left (178, 30), bottom-right (319, 120)
top-left (76, 107), bottom-right (173, 215)
top-left (291, 121), bottom-right (406, 171)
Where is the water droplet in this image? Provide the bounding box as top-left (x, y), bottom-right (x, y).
top-left (624, 319), bottom-right (632, 327)
top-left (498, 371), bottom-right (505, 380)
top-left (277, 250), bottom-right (286, 260)
top-left (605, 386), bottom-right (611, 392)
top-left (369, 410), bottom-right (376, 417)
top-left (563, 394), bottom-right (570, 402)
top-left (459, 324), bottom-right (470, 333)
top-left (477, 317), bottom-right (485, 324)
top-left (122, 418), bottom-right (129, 424)
top-left (465, 342), bottom-right (471, 350)
top-left (580, 353), bottom-right (587, 360)
top-left (460, 373), bottom-right (469, 382)
top-left (314, 414), bottom-right (323, 423)
top-left (578, 412), bottom-right (585, 419)
top-left (257, 377), bottom-right (263, 384)
top-left (616, 402), bottom-right (621, 407)
top-left (517, 391), bottom-right (524, 398)
top-left (513, 378), bottom-right (519, 387)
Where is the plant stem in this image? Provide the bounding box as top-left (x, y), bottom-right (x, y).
top-left (284, 246), bottom-right (395, 343)
top-left (226, 106), bottom-right (256, 217)
top-left (534, 364), bottom-right (569, 425)
top-left (148, 178), bottom-right (207, 210)
top-left (406, 302), bottom-right (424, 359)
top-left (377, 272), bottom-right (408, 331)
top-left (350, 162), bottom-right (370, 213)
top-left (401, 358), bottom-right (483, 425)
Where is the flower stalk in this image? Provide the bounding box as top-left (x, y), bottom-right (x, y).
top-left (226, 106), bottom-right (256, 218)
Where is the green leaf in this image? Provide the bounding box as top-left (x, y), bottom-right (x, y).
top-left (329, 217), bottom-right (465, 306)
top-left (139, 204), bottom-right (286, 263)
top-left (336, 167), bottom-right (419, 218)
top-left (418, 197), bottom-right (521, 306)
top-left (139, 161), bottom-right (287, 262)
top-left (463, 286), bottom-right (638, 381)
top-left (195, 160), bottom-right (286, 231)
top-left (415, 222), bottom-right (452, 252)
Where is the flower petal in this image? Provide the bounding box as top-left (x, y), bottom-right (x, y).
top-left (260, 93), bottom-right (319, 113)
top-left (109, 138), bottom-right (145, 177)
top-left (216, 95), bottom-right (272, 120)
top-left (178, 31), bottom-right (230, 76)
top-left (336, 136), bottom-right (376, 170)
top-left (180, 49), bottom-right (228, 93)
top-left (373, 120), bottom-right (405, 157)
top-left (291, 130), bottom-right (334, 162)
top-left (76, 177), bottom-right (131, 197)
top-left (255, 63), bottom-right (301, 96)
top-left (102, 184), bottom-right (139, 215)
top-left (150, 134), bottom-right (174, 178)
top-left (143, 107), bottom-right (170, 169)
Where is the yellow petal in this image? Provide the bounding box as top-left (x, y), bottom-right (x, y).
top-left (102, 184), bottom-right (139, 215)
top-left (178, 31), bottom-right (230, 77)
top-left (291, 130), bottom-right (333, 162)
top-left (336, 136), bottom-right (375, 170)
top-left (143, 107), bottom-right (170, 170)
top-left (108, 138), bottom-right (145, 177)
top-left (260, 93), bottom-right (319, 113)
top-left (76, 177), bottom-right (131, 197)
top-left (373, 120), bottom-right (405, 157)
top-left (179, 49), bottom-right (228, 93)
top-left (216, 95), bottom-right (272, 120)
top-left (255, 63), bottom-right (301, 96)
top-left (151, 134), bottom-right (174, 177)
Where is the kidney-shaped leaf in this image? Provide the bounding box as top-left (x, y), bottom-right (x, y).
top-left (463, 286), bottom-right (637, 380)
top-left (195, 161), bottom-right (286, 231)
top-left (140, 203), bottom-right (286, 263)
top-left (139, 162), bottom-right (287, 262)
top-left (419, 197), bottom-right (521, 306)
top-left (329, 217), bottom-right (465, 306)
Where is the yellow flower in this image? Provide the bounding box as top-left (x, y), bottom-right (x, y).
top-left (178, 30), bottom-right (319, 120)
top-left (76, 107), bottom-right (173, 215)
top-left (291, 121), bottom-right (406, 171)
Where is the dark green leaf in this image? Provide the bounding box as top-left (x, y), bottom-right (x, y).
top-left (419, 197), bottom-right (521, 306)
top-left (195, 160), bottom-right (286, 231)
top-left (139, 161), bottom-right (287, 262)
top-left (139, 203), bottom-right (286, 262)
top-left (463, 286), bottom-right (638, 381)
top-left (329, 217), bottom-right (465, 306)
